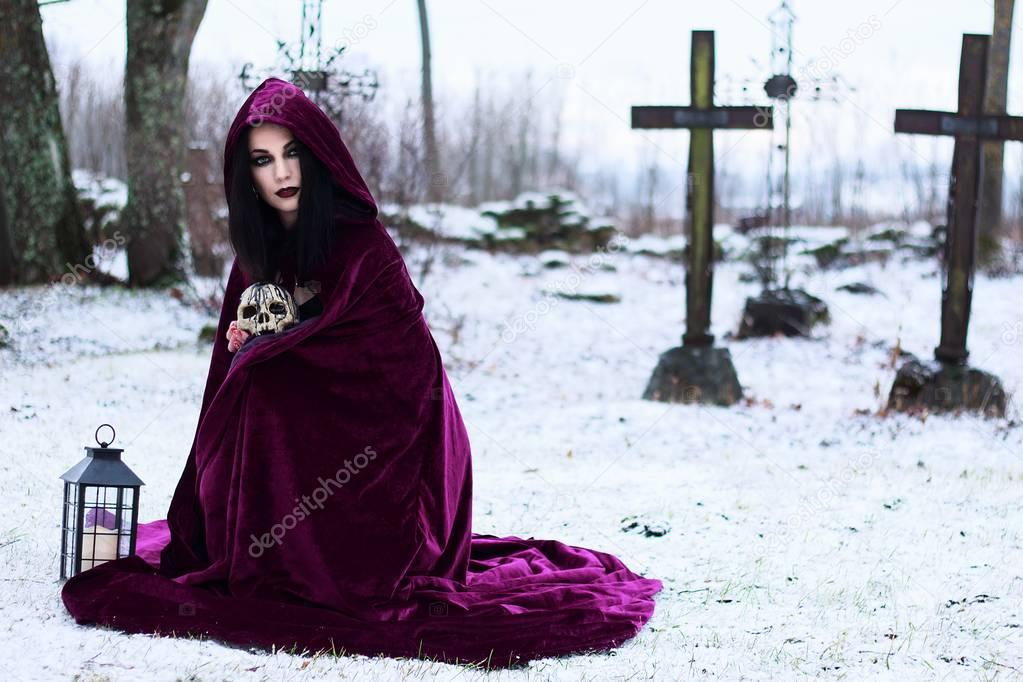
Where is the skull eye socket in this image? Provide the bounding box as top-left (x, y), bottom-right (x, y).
top-left (241, 305), bottom-right (258, 319)
top-left (268, 302), bottom-right (287, 315)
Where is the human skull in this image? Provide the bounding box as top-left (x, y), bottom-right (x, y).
top-left (236, 282), bottom-right (299, 335)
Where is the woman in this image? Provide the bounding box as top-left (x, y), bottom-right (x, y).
top-left (224, 113), bottom-right (341, 347)
top-left (61, 77), bottom-right (662, 667)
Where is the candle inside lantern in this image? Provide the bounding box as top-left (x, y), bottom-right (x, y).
top-left (79, 523), bottom-right (120, 569)
top-left (79, 507), bottom-right (127, 570)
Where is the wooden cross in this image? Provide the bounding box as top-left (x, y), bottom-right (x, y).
top-left (632, 30), bottom-right (773, 347)
top-left (894, 33), bottom-right (1023, 364)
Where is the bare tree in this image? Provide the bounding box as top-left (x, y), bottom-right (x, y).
top-left (60, 59), bottom-right (126, 179)
top-left (417, 0), bottom-right (443, 203)
top-left (184, 67), bottom-right (239, 180)
top-left (337, 94), bottom-right (392, 201)
top-left (978, 0), bottom-right (1015, 265)
top-left (0, 0), bottom-right (88, 286)
top-left (629, 154), bottom-right (664, 235)
top-left (122, 0), bottom-right (208, 287)
top-left (392, 97), bottom-right (427, 206)
top-left (464, 82), bottom-right (484, 205)
top-left (829, 160), bottom-right (844, 225)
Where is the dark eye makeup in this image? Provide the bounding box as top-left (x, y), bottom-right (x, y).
top-left (250, 143), bottom-right (301, 167)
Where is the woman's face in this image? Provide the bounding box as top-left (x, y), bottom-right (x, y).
top-left (248, 122), bottom-right (302, 227)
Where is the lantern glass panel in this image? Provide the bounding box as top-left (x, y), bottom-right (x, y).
top-left (61, 483), bottom-right (138, 579)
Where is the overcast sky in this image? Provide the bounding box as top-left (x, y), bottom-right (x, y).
top-left (40, 0), bottom-right (1023, 205)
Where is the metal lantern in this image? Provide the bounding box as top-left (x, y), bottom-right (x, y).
top-left (59, 424), bottom-right (145, 580)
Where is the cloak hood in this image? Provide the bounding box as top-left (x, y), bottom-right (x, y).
top-left (223, 77), bottom-right (378, 222)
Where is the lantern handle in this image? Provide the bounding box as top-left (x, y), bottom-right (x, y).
top-left (95, 423), bottom-right (116, 448)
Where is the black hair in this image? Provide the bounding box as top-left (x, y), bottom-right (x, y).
top-left (227, 126), bottom-right (338, 283)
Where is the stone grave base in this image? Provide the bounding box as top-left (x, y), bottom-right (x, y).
top-left (887, 357), bottom-right (1007, 418)
top-left (736, 287), bottom-right (830, 339)
top-left (642, 345), bottom-right (742, 406)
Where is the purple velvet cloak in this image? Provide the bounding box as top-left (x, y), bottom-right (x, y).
top-left (60, 78), bottom-right (662, 667)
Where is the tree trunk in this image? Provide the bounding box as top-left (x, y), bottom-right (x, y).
top-left (123, 0), bottom-right (208, 287)
top-left (417, 0), bottom-right (443, 203)
top-left (0, 180), bottom-right (12, 286)
top-left (0, 0), bottom-right (88, 286)
top-left (978, 0), bottom-right (1015, 266)
top-left (467, 83), bottom-right (482, 205)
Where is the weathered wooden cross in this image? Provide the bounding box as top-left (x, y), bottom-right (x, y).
top-left (894, 33), bottom-right (1023, 364)
top-left (632, 30), bottom-right (773, 348)
top-left (631, 30), bottom-right (772, 405)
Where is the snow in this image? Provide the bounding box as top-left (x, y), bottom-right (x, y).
top-left (537, 250), bottom-right (572, 268)
top-left (493, 227), bottom-right (526, 240)
top-left (2, 231), bottom-right (1022, 679)
top-left (381, 192), bottom-right (616, 243)
top-left (620, 224), bottom-right (866, 261)
top-left (480, 189), bottom-right (578, 213)
top-left (404, 203), bottom-right (500, 240)
top-left (623, 232), bottom-right (687, 256)
top-left (91, 242), bottom-right (129, 281)
top-left (72, 169), bottom-right (129, 224)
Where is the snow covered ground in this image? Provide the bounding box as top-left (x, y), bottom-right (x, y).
top-left (1, 232), bottom-right (1022, 680)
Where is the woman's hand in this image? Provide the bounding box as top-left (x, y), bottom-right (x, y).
top-left (226, 320), bottom-right (251, 352)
